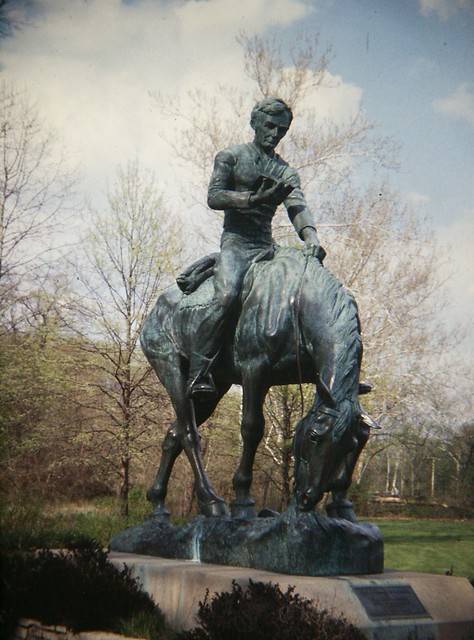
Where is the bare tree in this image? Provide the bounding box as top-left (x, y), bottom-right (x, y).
top-left (74, 160), bottom-right (181, 515)
top-left (0, 82), bottom-right (76, 330)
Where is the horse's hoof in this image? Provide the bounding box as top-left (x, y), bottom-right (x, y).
top-left (147, 506), bottom-right (171, 523)
top-left (231, 501), bottom-right (256, 520)
top-left (200, 499), bottom-right (230, 518)
top-left (146, 487), bottom-right (165, 503)
top-left (326, 500), bottom-right (357, 522)
top-left (231, 497), bottom-right (257, 520)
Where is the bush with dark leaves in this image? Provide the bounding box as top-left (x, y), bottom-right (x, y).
top-left (176, 579), bottom-right (365, 640)
top-left (0, 543), bottom-right (167, 638)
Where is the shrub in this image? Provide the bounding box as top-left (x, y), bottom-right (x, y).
top-left (176, 580), bottom-right (365, 640)
top-left (0, 543), bottom-right (168, 639)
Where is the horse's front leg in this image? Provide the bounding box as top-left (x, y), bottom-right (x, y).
top-left (326, 420), bottom-right (370, 522)
top-left (231, 375), bottom-right (267, 519)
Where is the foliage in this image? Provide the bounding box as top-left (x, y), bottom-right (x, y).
top-left (0, 489), bottom-right (155, 551)
top-left (236, 384), bottom-right (315, 513)
top-left (347, 482), bottom-right (370, 513)
top-left (176, 580), bottom-right (365, 640)
top-left (0, 498), bottom-right (92, 552)
top-left (118, 609), bottom-right (174, 640)
top-left (0, 543), bottom-right (168, 639)
top-left (0, 330), bottom-right (116, 503)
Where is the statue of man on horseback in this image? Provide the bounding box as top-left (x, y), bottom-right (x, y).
top-left (186, 96), bottom-right (326, 400)
top-left (140, 96), bottom-right (377, 523)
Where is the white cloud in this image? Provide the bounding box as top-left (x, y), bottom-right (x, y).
top-left (0, 0), bottom-right (363, 212)
top-left (438, 213), bottom-right (474, 357)
top-left (433, 83), bottom-right (474, 126)
top-left (303, 72), bottom-right (363, 121)
top-left (408, 192), bottom-right (431, 204)
top-left (418, 0), bottom-right (474, 20)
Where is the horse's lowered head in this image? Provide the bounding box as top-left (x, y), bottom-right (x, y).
top-left (293, 380), bottom-right (378, 512)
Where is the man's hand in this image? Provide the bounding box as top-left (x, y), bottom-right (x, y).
top-left (303, 242), bottom-right (326, 263)
top-left (249, 176), bottom-right (294, 207)
top-left (301, 227), bottom-right (326, 263)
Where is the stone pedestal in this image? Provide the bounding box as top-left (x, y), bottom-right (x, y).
top-left (109, 553), bottom-right (474, 640)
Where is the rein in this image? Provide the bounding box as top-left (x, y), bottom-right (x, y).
top-left (293, 251), bottom-right (313, 418)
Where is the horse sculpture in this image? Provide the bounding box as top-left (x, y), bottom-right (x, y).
top-left (141, 246), bottom-right (377, 522)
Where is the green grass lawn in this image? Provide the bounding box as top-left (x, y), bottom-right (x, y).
top-left (368, 518), bottom-right (474, 579)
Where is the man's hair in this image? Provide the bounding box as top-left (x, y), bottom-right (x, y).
top-left (250, 97), bottom-right (293, 127)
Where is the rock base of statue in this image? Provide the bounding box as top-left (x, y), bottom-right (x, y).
top-left (109, 503), bottom-right (383, 576)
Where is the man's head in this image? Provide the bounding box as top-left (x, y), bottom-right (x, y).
top-left (250, 97), bottom-right (293, 153)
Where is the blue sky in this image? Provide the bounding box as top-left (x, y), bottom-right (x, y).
top-left (1, 0), bottom-right (473, 353)
top-left (306, 0), bottom-right (473, 227)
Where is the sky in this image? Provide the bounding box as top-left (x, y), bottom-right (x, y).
top-left (1, 0), bottom-right (473, 356)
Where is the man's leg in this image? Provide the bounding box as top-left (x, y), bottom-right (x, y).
top-left (186, 302), bottom-right (226, 398)
top-left (187, 238), bottom-right (250, 399)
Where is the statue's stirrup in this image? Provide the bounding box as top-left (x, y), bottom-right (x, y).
top-left (186, 373), bottom-right (217, 399)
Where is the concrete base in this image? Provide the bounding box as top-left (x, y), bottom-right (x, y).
top-left (110, 553), bottom-right (474, 640)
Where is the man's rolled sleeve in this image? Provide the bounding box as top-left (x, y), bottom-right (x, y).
top-left (208, 149), bottom-right (252, 210)
top-left (285, 186), bottom-right (317, 239)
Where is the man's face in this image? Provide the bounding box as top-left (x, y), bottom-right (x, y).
top-left (252, 111), bottom-right (291, 152)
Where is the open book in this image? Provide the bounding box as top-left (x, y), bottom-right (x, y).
top-left (252, 174), bottom-right (295, 200)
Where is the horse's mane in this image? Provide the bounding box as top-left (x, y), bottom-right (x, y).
top-left (303, 254), bottom-right (362, 401)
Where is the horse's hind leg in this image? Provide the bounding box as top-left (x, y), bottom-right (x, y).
top-left (147, 420), bottom-right (182, 520)
top-left (147, 364), bottom-right (230, 519)
top-left (179, 396), bottom-right (231, 517)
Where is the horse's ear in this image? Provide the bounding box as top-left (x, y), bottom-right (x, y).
top-left (360, 409), bottom-right (380, 429)
top-left (315, 374), bottom-right (336, 407)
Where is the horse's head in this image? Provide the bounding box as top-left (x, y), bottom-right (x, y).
top-left (293, 396), bottom-right (377, 512)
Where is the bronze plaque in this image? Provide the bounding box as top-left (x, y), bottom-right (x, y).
top-left (352, 584), bottom-right (431, 620)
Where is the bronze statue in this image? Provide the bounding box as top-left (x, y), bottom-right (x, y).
top-left (140, 97), bottom-right (377, 522)
top-left (186, 97), bottom-right (326, 400)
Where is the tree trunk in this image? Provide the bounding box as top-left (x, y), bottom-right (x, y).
top-left (120, 456), bottom-right (130, 517)
top-left (385, 454), bottom-right (391, 492)
top-left (430, 458), bottom-right (436, 498)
